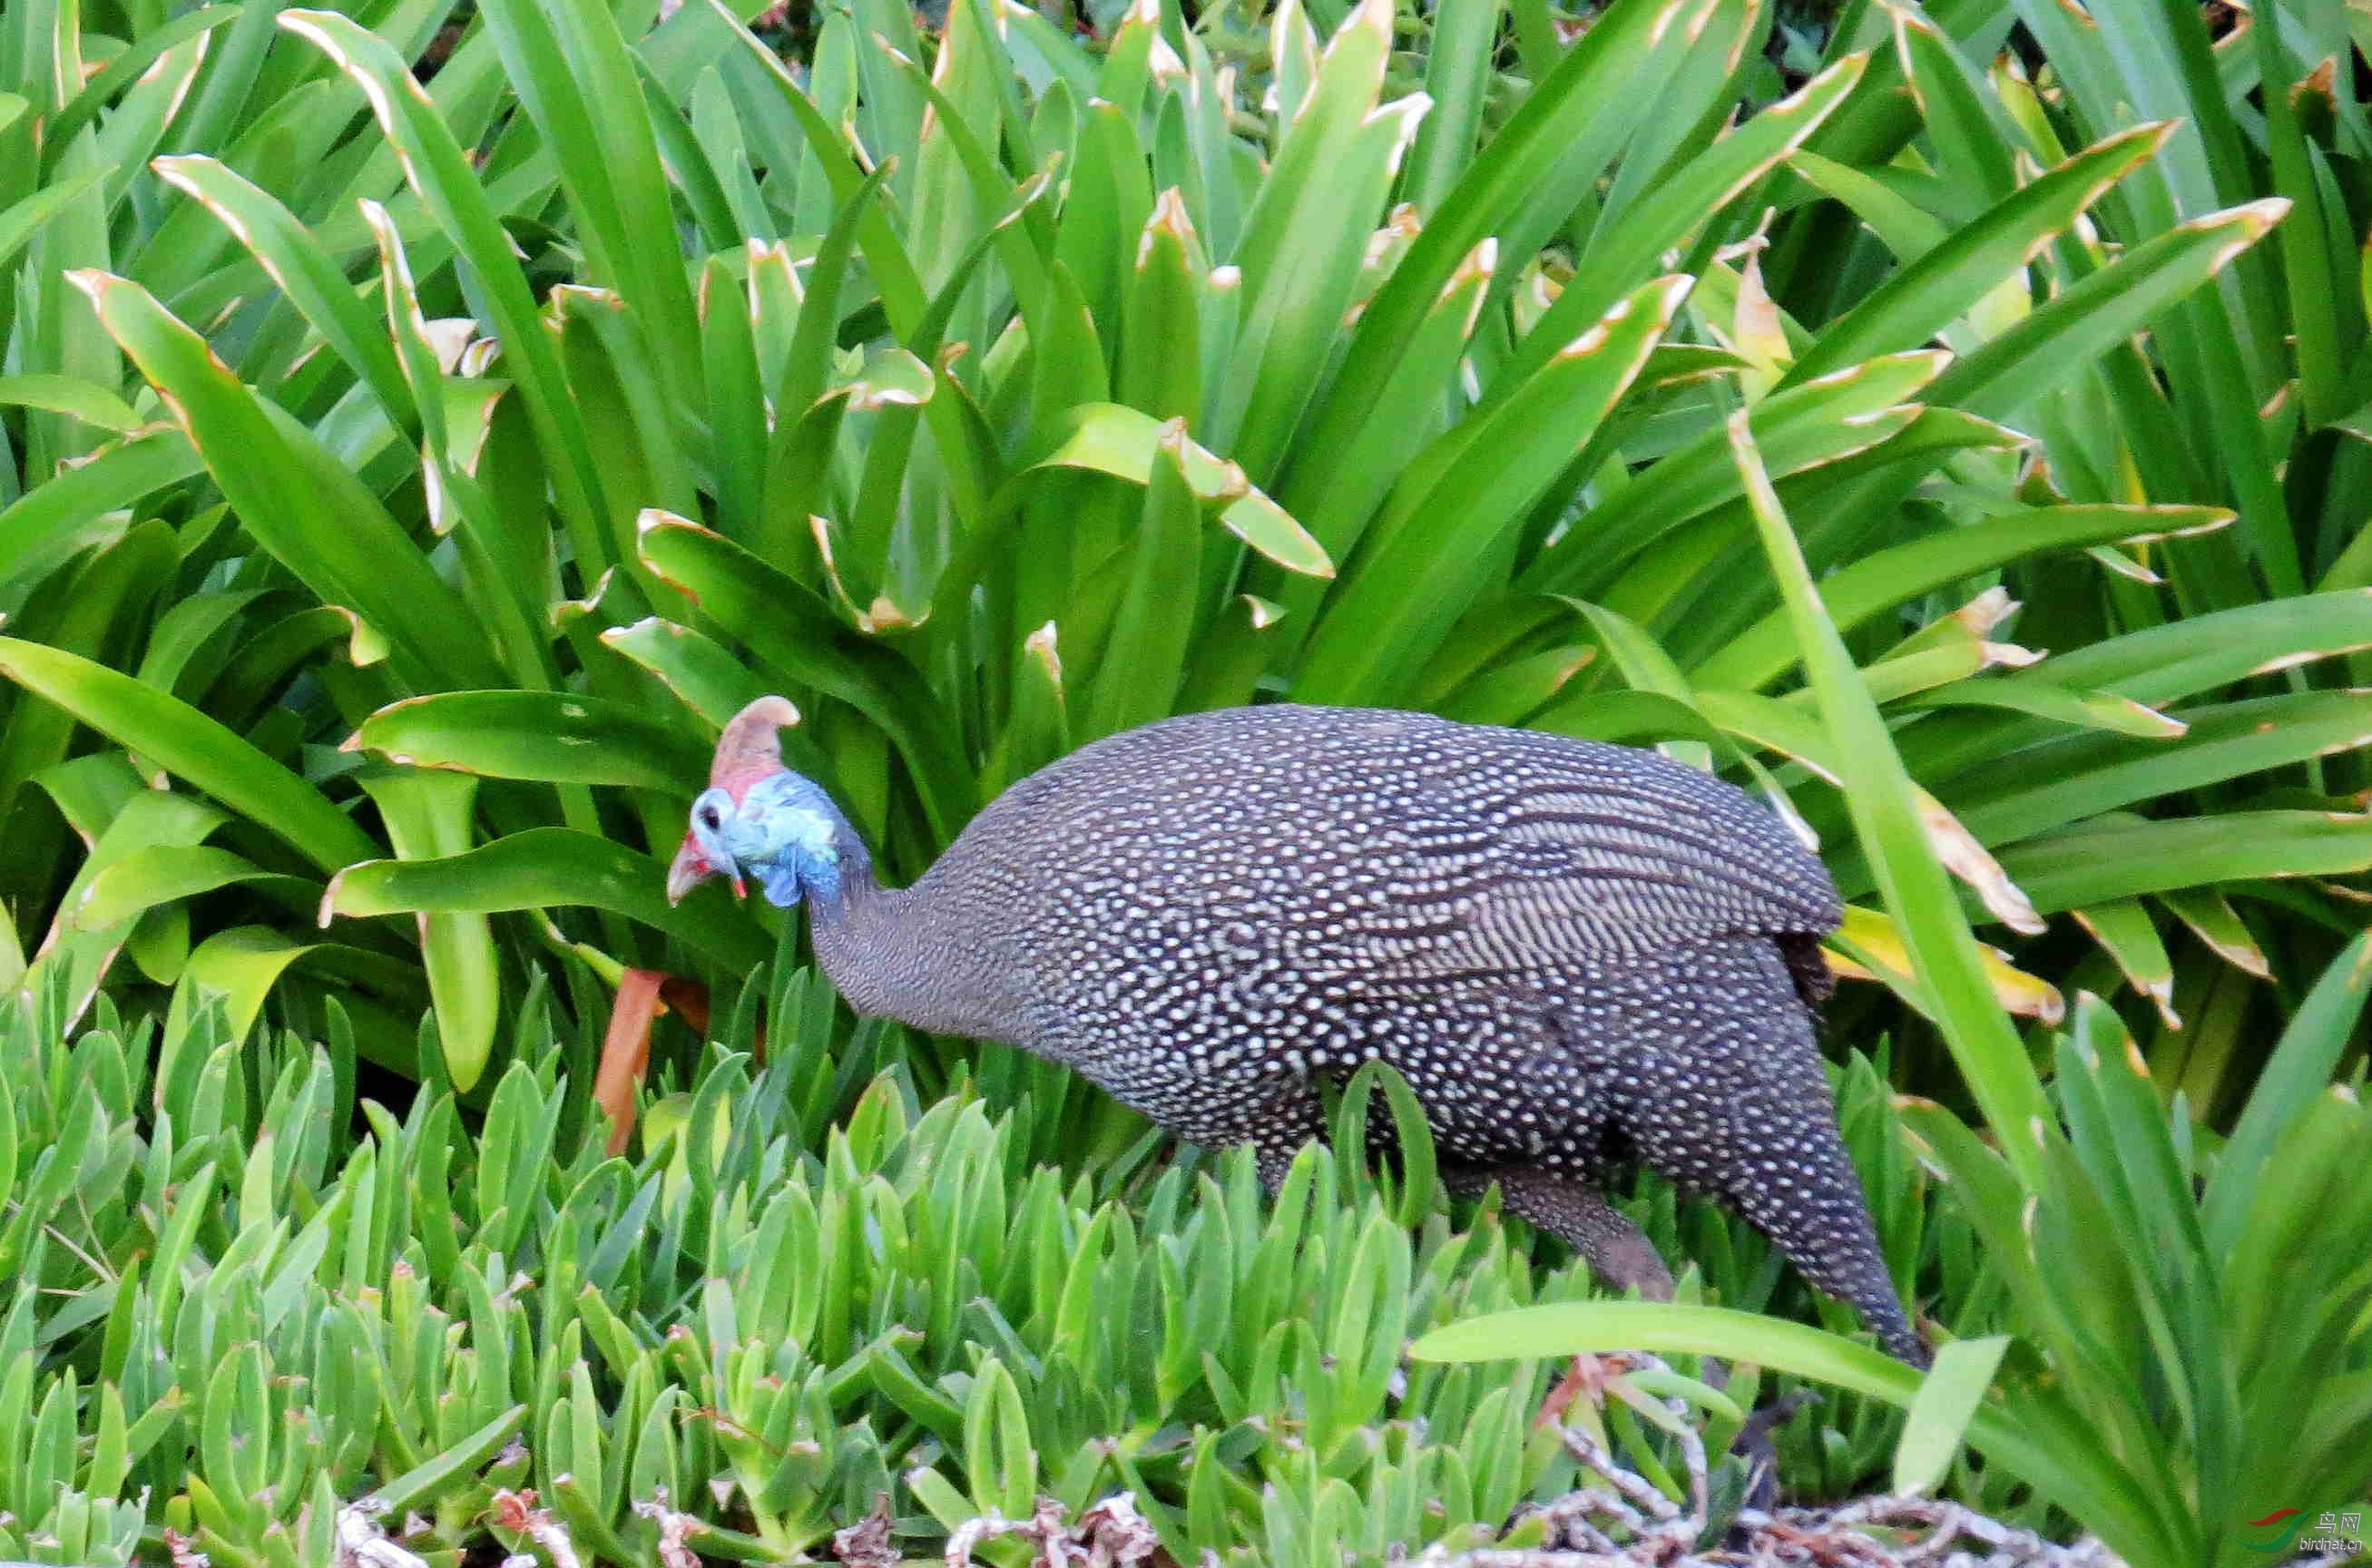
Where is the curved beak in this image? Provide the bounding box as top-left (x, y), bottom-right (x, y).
top-left (666, 835), bottom-right (735, 906)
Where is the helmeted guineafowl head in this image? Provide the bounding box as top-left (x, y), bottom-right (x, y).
top-left (668, 696), bottom-right (1929, 1368)
top-left (666, 696), bottom-right (866, 907)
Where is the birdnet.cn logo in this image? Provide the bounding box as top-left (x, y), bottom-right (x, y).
top-left (2242, 1506), bottom-right (2364, 1557)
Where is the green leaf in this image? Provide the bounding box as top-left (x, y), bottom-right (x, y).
top-left (1996, 812), bottom-right (2372, 913)
top-left (1786, 122), bottom-right (2171, 384)
top-left (1415, 1299), bottom-right (1919, 1396)
top-left (70, 846), bottom-right (314, 932)
top-left (164, 926), bottom-right (397, 1044)
top-left (0, 169), bottom-right (107, 275)
top-left (2201, 928), bottom-right (2372, 1260)
top-left (1495, 53), bottom-right (1869, 397)
top-left (2070, 900), bottom-right (2178, 1027)
top-left (1725, 412), bottom-right (2052, 1190)
top-left (1118, 190), bottom-right (1204, 426)
top-left (1895, 677), bottom-right (2190, 740)
top-left (70, 270), bottom-right (504, 691)
top-left (1405, 0), bottom-right (1505, 215)
top-left (0, 639), bottom-right (377, 874)
top-left (350, 692), bottom-right (710, 790)
top-left (0, 429), bottom-right (201, 599)
top-left (476, 0), bottom-right (701, 404)
top-left (1942, 692), bottom-right (2372, 848)
top-left (277, 8), bottom-right (614, 577)
top-left (1083, 421), bottom-right (1202, 740)
top-left (360, 769), bottom-right (502, 1091)
top-left (1030, 406), bottom-right (1334, 579)
top-left (1210, 0), bottom-right (1419, 482)
top-left (600, 619), bottom-right (776, 730)
top-left (2158, 887), bottom-right (2269, 980)
top-left (1298, 274), bottom-right (1688, 705)
top-left (1269, 238), bottom-right (1495, 646)
top-left (1524, 349), bottom-right (1951, 596)
top-left (0, 374), bottom-right (144, 435)
top-left (699, 0), bottom-right (929, 336)
top-left (1891, 1335), bottom-right (2011, 1496)
top-left (151, 155), bottom-right (415, 429)
top-left (23, 789), bottom-right (226, 1027)
top-left (1927, 199), bottom-right (2290, 419)
top-left (1787, 147), bottom-right (1952, 261)
top-left (376, 1406), bottom-right (531, 1516)
top-left (323, 828), bottom-right (770, 970)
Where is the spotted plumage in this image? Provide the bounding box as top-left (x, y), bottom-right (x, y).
top-left (669, 700), bottom-right (1926, 1366)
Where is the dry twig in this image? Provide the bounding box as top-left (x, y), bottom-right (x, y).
top-left (941, 1490), bottom-right (1163, 1568)
top-left (1410, 1356), bottom-right (2129, 1568)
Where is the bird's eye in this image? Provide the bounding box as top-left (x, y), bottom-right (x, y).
top-left (699, 804), bottom-right (721, 829)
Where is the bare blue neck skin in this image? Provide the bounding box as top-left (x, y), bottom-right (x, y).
top-left (690, 771), bottom-right (870, 910)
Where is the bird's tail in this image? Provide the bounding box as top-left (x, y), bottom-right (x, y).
top-left (1590, 941), bottom-right (1928, 1367)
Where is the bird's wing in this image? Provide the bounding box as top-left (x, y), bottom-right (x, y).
top-left (1348, 730), bottom-right (1840, 980)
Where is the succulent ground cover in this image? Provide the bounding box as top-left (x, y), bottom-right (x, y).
top-left (7, 947), bottom-right (2365, 1565)
top-left (0, 967), bottom-right (1882, 1564)
top-left (1, 0), bottom-right (2369, 1559)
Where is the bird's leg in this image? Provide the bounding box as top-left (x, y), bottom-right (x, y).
top-left (1730, 1388), bottom-right (1814, 1515)
top-left (1444, 1164), bottom-right (1757, 1432)
top-left (1442, 1164), bottom-right (1674, 1302)
top-left (1436, 1166), bottom-right (1669, 1433)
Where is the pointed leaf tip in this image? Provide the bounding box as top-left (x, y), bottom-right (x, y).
top-left (62, 268), bottom-right (114, 307)
top-left (2227, 196), bottom-right (2293, 232)
top-left (317, 869), bottom-right (349, 929)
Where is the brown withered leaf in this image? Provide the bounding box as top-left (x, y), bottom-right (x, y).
top-left (594, 969), bottom-right (666, 1157)
top-left (593, 969), bottom-right (769, 1153)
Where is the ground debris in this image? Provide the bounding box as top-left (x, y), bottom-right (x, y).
top-left (631, 1486), bottom-right (702, 1568)
top-left (941, 1490), bottom-right (1164, 1568)
top-left (832, 1491), bottom-right (902, 1568)
top-left (1406, 1355), bottom-right (2126, 1568)
top-left (330, 1498), bottom-right (429, 1568)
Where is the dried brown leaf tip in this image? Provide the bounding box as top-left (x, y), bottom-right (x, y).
top-left (486, 1488), bottom-right (581, 1568)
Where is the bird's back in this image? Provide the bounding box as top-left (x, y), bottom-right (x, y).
top-left (914, 706), bottom-right (1840, 1147)
top-left (946, 703), bottom-right (1838, 952)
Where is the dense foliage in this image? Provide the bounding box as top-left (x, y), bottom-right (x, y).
top-left (5, 944), bottom-right (2366, 1564)
top-left (2, 0), bottom-right (2370, 1558)
top-left (0, 967), bottom-right (1937, 1564)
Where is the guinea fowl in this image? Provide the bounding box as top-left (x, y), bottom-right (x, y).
top-left (666, 696), bottom-right (1926, 1366)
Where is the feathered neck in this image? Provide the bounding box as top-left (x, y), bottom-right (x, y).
top-left (706, 696), bottom-right (1020, 1043)
top-left (804, 842), bottom-right (1029, 1044)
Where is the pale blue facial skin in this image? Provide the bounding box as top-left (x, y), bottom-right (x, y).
top-left (688, 772), bottom-right (846, 908)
